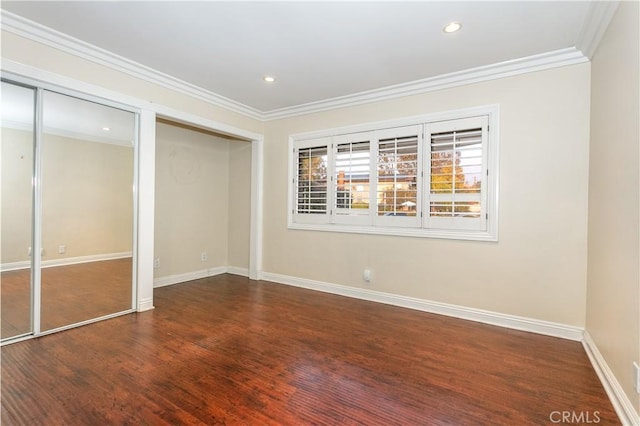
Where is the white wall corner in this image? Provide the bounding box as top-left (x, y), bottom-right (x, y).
top-left (582, 331), bottom-right (640, 426)
top-left (208, 266), bottom-right (228, 277)
top-left (153, 266), bottom-right (228, 288)
top-left (260, 272), bottom-right (585, 341)
top-left (575, 1), bottom-right (621, 59)
top-left (227, 266), bottom-right (250, 277)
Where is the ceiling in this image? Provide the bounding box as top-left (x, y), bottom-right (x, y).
top-left (2, 1), bottom-right (596, 115)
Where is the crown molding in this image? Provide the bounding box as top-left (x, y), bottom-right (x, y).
top-left (262, 47), bottom-right (588, 120)
top-left (576, 0), bottom-right (620, 59)
top-left (0, 10), bottom-right (264, 121)
top-left (2, 9), bottom-right (589, 123)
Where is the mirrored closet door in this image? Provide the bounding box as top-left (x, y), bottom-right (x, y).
top-left (1, 79), bottom-right (138, 341)
top-left (40, 90), bottom-right (136, 332)
top-left (1, 81), bottom-right (36, 340)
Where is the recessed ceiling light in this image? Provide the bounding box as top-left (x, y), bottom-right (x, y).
top-left (443, 22), bottom-right (462, 33)
top-left (102, 127), bottom-right (111, 131)
top-left (263, 76), bottom-right (276, 83)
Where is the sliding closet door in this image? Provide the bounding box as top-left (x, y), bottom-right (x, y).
top-left (1, 82), bottom-right (36, 340)
top-left (40, 91), bottom-right (136, 332)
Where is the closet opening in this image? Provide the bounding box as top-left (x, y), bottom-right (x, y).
top-left (153, 118), bottom-right (253, 289)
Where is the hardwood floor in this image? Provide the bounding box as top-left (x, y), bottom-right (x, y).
top-left (1, 274), bottom-right (619, 425)
top-left (1, 258), bottom-right (132, 338)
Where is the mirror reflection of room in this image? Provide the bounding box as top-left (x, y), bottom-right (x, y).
top-left (40, 91), bottom-right (135, 332)
top-left (1, 83), bottom-right (136, 339)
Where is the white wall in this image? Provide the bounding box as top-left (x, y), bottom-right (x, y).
top-left (263, 63), bottom-right (591, 327)
top-left (154, 121), bottom-right (231, 279)
top-left (587, 0), bottom-right (640, 416)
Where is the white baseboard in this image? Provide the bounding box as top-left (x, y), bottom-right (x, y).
top-left (260, 272), bottom-right (585, 341)
top-left (153, 266), bottom-right (227, 288)
top-left (137, 297), bottom-right (155, 312)
top-left (2, 260), bottom-right (32, 272)
top-left (582, 331), bottom-right (639, 426)
top-left (1, 252), bottom-right (133, 272)
top-left (226, 266), bottom-right (249, 277)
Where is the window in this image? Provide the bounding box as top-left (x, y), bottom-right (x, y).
top-left (426, 116), bottom-right (488, 231)
top-left (297, 147), bottom-right (327, 214)
top-left (376, 126), bottom-right (422, 228)
top-left (289, 106), bottom-right (498, 241)
top-left (333, 132), bottom-right (372, 225)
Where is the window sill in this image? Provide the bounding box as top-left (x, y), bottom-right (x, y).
top-left (288, 222), bottom-right (498, 242)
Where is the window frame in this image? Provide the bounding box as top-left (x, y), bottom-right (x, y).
top-left (288, 105), bottom-right (499, 242)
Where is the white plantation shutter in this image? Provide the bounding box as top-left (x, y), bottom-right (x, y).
top-left (333, 132), bottom-right (373, 225)
top-left (289, 106), bottom-right (498, 240)
top-left (375, 125), bottom-right (422, 228)
top-left (425, 116), bottom-right (488, 231)
top-left (293, 138), bottom-right (331, 224)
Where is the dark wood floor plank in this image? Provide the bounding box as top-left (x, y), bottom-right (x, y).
top-left (1, 274), bottom-right (620, 425)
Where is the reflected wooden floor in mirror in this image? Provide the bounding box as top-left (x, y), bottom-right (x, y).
top-left (0, 270), bottom-right (32, 338)
top-left (1, 258), bottom-right (132, 338)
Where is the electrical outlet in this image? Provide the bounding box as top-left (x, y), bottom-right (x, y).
top-left (201, 252), bottom-right (208, 262)
top-left (154, 258), bottom-right (160, 269)
top-left (634, 362), bottom-right (640, 394)
top-left (363, 269), bottom-right (372, 282)
top-left (58, 245), bottom-right (66, 254)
